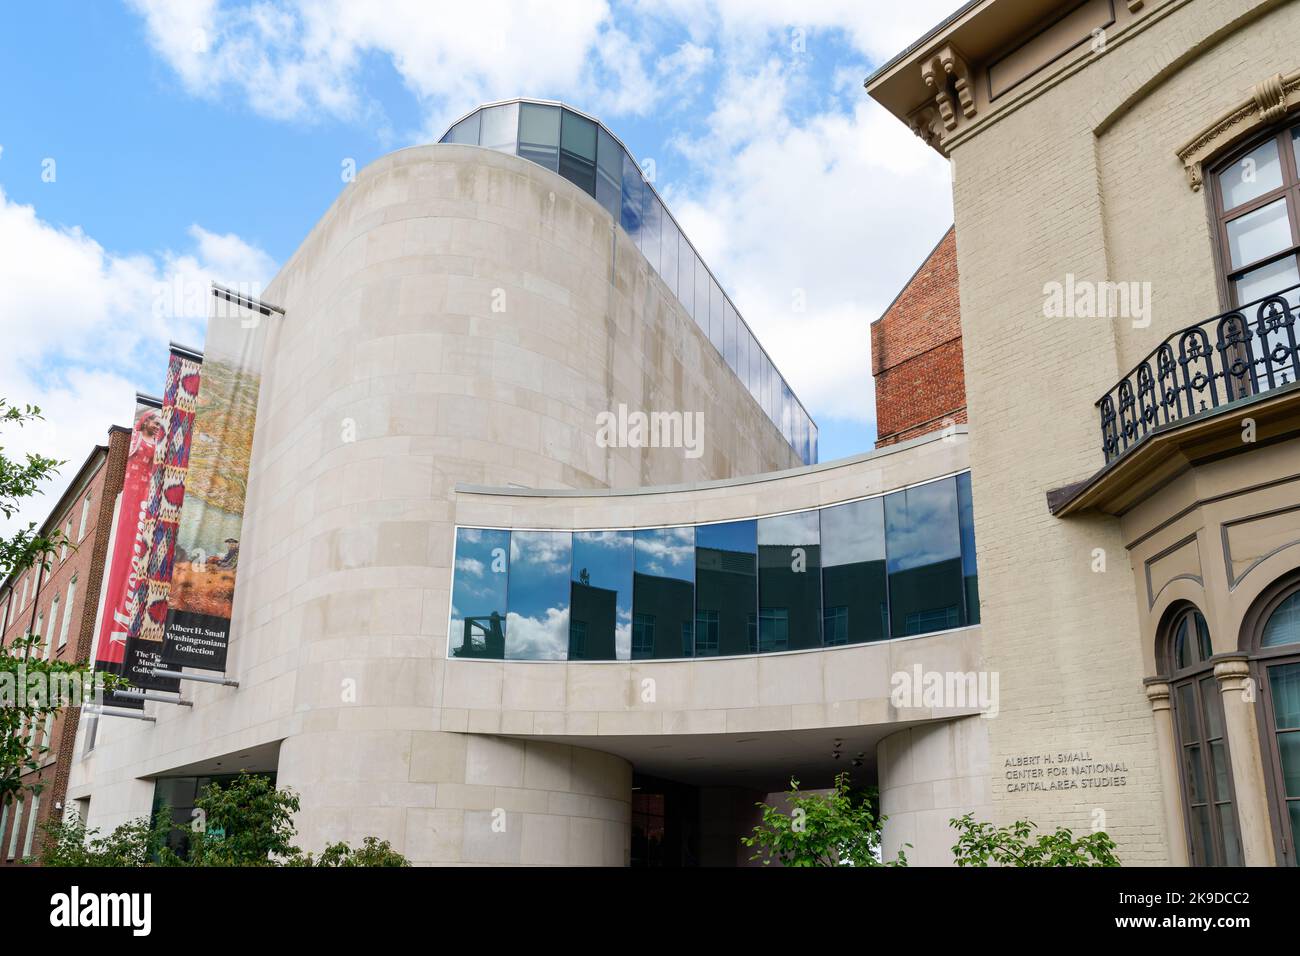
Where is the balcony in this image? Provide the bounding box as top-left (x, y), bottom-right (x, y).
top-left (1098, 284), bottom-right (1300, 464)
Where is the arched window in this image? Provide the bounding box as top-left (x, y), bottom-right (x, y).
top-left (1164, 604), bottom-right (1243, 866)
top-left (1247, 579), bottom-right (1300, 866)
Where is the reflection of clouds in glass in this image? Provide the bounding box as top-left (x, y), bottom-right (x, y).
top-left (451, 528), bottom-right (509, 653)
top-left (456, 556), bottom-right (485, 576)
top-left (821, 498), bottom-right (885, 566)
top-left (635, 527), bottom-right (694, 578)
top-left (511, 531), bottom-right (571, 575)
top-left (757, 511), bottom-right (819, 547)
top-left (575, 530), bottom-right (633, 552)
top-left (506, 608), bottom-right (569, 661)
top-left (885, 481), bottom-right (960, 572)
top-left (508, 530), bottom-right (571, 659)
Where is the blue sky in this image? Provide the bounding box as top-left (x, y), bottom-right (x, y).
top-left (0, 0), bottom-right (957, 533)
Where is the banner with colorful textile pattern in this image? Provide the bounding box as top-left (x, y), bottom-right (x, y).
top-left (120, 347), bottom-right (202, 693)
top-left (162, 293), bottom-right (270, 671)
top-left (92, 396), bottom-right (163, 708)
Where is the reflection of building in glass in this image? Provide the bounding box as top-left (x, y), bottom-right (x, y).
top-left (694, 546), bottom-right (756, 657)
top-left (569, 580), bottom-right (616, 660)
top-left (631, 573), bottom-right (695, 659)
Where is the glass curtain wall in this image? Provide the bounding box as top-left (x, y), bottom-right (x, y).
top-left (450, 473), bottom-right (980, 661)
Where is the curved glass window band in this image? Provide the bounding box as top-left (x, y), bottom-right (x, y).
top-left (448, 473), bottom-right (979, 661)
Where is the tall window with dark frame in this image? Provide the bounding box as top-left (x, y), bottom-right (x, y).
top-left (1164, 605), bottom-right (1243, 866)
top-left (1213, 121), bottom-right (1300, 309)
top-left (1251, 580), bottom-right (1300, 866)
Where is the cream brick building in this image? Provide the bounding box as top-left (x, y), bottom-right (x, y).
top-left (869, 0), bottom-right (1300, 866)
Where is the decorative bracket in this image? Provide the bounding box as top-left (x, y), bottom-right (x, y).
top-left (920, 45), bottom-right (976, 135)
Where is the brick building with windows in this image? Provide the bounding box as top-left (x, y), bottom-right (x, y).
top-left (871, 225), bottom-right (967, 447)
top-left (0, 426), bottom-right (128, 865)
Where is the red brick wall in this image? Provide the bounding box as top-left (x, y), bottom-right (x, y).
top-left (0, 426), bottom-right (128, 865)
top-left (872, 226), bottom-right (967, 447)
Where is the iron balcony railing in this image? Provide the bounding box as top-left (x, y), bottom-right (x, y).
top-left (1097, 282), bottom-right (1300, 463)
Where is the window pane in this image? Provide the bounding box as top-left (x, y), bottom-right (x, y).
top-left (744, 329), bottom-right (758, 398)
top-left (678, 234), bottom-right (695, 318)
top-left (1219, 805), bottom-right (1243, 866)
top-left (641, 193), bottom-right (662, 273)
top-left (620, 152), bottom-right (644, 241)
top-left (759, 353), bottom-right (769, 421)
top-left (810, 422), bottom-right (818, 464)
top-left (1226, 197), bottom-right (1292, 270)
top-left (444, 111), bottom-right (481, 145)
top-left (633, 527), bottom-right (695, 659)
top-left (450, 528), bottom-right (510, 658)
top-left (820, 497), bottom-right (887, 644)
top-left (1263, 592), bottom-right (1300, 647)
top-left (1174, 617), bottom-right (1191, 670)
top-left (506, 531), bottom-right (571, 660)
top-left (956, 472), bottom-right (980, 625)
top-left (694, 255), bottom-right (711, 336)
top-left (1187, 803), bottom-right (1211, 866)
top-left (1176, 681), bottom-right (1198, 740)
top-left (1210, 740), bottom-right (1232, 801)
top-left (660, 215), bottom-right (679, 299)
top-left (781, 381), bottom-right (793, 443)
top-left (1200, 675), bottom-right (1225, 739)
top-left (479, 102), bottom-right (519, 153)
top-left (1219, 138), bottom-right (1283, 210)
top-left (884, 478), bottom-right (964, 636)
top-left (1233, 255), bottom-right (1299, 310)
top-left (559, 109), bottom-right (598, 196)
top-left (724, 300), bottom-right (738, 370)
top-left (571, 531), bottom-right (633, 661)
top-left (694, 521), bottom-right (757, 657)
top-left (595, 126), bottom-right (621, 221)
top-left (518, 102), bottom-right (560, 171)
top-left (1195, 612), bottom-right (1212, 662)
top-left (1279, 732), bottom-right (1300, 798)
top-left (709, 278), bottom-right (725, 354)
top-left (1269, 663), bottom-right (1300, 728)
top-left (1184, 744), bottom-right (1206, 804)
top-left (757, 511), bottom-right (821, 651)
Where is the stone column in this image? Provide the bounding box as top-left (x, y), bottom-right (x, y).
top-left (1214, 656), bottom-right (1276, 866)
top-left (1143, 680), bottom-right (1188, 866)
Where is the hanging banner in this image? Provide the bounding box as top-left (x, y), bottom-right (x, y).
top-left (92, 395), bottom-right (164, 709)
top-left (162, 290), bottom-right (271, 671)
top-left (120, 346), bottom-right (202, 694)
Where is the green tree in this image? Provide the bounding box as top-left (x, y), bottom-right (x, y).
top-left (950, 813), bottom-right (1121, 866)
top-left (35, 810), bottom-right (172, 867)
top-left (290, 836), bottom-right (411, 868)
top-left (742, 772), bottom-right (907, 867)
top-left (175, 773), bottom-right (302, 866)
top-left (38, 774), bottom-right (411, 867)
top-left (0, 401), bottom-right (123, 827)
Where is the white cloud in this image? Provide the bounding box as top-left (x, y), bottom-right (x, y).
top-left (666, 74), bottom-right (952, 425)
top-left (0, 187), bottom-right (274, 541)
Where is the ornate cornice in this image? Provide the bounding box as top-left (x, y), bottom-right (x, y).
top-left (1177, 70), bottom-right (1300, 191)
